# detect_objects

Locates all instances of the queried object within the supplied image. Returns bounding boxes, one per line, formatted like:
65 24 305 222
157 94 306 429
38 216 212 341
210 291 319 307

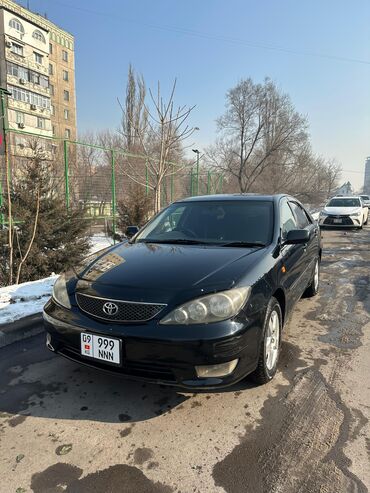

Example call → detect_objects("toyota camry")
43 194 321 389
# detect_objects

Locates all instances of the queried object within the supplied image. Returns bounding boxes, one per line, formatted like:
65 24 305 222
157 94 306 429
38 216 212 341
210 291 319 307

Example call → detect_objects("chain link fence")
1 128 224 236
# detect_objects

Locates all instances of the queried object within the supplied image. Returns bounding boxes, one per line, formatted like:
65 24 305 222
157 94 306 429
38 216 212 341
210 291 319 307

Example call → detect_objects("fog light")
195 359 239 378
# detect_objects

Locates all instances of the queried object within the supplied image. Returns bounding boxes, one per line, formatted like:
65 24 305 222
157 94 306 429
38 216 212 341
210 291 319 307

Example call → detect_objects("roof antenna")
27 0 30 8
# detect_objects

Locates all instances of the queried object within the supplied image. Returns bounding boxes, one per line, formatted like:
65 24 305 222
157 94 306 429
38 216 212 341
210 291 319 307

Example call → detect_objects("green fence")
0 127 224 235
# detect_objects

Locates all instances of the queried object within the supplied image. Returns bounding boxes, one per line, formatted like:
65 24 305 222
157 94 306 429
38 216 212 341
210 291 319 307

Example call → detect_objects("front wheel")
304 259 320 297
251 298 282 385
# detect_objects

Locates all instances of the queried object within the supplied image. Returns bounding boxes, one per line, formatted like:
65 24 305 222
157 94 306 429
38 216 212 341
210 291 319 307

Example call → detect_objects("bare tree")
209 78 308 193
119 79 196 213
119 64 148 152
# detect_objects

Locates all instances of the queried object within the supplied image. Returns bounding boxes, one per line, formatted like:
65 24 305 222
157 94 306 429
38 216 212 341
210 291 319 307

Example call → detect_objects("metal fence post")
63 140 70 211
207 171 211 195
111 149 117 241
190 169 193 196
170 164 174 202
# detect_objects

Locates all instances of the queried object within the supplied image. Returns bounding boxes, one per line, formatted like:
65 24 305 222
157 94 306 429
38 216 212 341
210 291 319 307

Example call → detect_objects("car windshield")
360 195 369 201
327 198 361 207
135 200 274 246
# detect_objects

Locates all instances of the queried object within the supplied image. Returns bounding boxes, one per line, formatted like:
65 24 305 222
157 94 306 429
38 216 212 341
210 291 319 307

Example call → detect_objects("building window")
65 128 71 139
49 42 53 54
8 84 50 109
49 84 54 96
15 111 24 124
64 109 69 120
62 50 68 62
62 70 69 81
52 125 56 135
49 63 53 75
63 90 69 102
32 30 46 43
34 52 43 64
11 43 24 56
37 117 45 129
9 18 24 34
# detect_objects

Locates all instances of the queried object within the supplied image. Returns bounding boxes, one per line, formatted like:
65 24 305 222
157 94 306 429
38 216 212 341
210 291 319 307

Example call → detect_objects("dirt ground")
0 228 369 493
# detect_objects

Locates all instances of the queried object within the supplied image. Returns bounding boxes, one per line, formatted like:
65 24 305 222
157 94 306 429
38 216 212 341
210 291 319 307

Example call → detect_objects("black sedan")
43 194 321 389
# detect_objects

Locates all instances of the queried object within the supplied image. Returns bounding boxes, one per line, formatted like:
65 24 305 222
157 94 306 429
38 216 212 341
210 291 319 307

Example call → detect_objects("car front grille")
58 345 176 381
323 215 354 225
76 293 166 323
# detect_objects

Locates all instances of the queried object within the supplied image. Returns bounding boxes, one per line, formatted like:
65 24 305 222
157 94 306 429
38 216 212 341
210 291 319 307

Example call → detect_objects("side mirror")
284 229 309 245
125 225 139 238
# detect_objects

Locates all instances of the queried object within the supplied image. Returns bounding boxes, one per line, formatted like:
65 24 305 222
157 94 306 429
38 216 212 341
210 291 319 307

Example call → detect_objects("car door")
289 201 318 290
278 198 308 308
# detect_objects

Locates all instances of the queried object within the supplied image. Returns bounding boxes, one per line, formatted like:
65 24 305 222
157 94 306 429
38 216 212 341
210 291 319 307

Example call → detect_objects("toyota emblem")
102 302 118 316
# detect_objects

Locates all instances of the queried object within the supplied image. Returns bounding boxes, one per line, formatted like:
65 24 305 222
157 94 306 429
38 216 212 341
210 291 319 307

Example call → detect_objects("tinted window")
289 202 310 229
327 198 361 207
136 201 274 245
280 200 297 237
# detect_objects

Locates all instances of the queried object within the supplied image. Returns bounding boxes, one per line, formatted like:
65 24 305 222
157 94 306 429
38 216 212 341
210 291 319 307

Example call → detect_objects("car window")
327 198 361 207
136 200 274 245
289 202 310 229
280 200 297 237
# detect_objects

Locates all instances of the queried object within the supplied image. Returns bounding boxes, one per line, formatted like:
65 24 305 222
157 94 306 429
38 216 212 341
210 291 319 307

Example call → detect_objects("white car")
319 196 368 229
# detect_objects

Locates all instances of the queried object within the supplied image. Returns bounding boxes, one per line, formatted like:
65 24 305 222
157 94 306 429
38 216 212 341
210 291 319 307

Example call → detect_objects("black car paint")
43 194 321 389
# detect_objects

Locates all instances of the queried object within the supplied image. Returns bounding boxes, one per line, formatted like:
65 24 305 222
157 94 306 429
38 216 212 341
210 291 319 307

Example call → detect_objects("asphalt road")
1 228 369 493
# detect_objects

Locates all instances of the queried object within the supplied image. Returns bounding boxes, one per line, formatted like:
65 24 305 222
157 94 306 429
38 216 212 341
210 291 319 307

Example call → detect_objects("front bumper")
319 215 362 227
43 299 263 390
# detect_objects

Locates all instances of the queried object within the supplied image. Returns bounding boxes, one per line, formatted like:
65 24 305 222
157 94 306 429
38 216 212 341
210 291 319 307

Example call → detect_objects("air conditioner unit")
30 104 37 110
18 122 25 129
5 41 12 48
19 78 26 85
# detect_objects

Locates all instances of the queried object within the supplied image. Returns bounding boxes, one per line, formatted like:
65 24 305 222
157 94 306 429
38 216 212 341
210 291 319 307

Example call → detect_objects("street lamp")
192 149 200 196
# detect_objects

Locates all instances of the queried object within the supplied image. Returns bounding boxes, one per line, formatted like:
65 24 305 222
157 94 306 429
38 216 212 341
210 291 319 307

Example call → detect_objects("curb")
0 313 44 349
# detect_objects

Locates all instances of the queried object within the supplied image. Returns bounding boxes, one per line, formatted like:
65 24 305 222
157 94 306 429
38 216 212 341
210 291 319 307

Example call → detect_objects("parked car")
360 194 370 209
44 194 322 389
319 196 368 228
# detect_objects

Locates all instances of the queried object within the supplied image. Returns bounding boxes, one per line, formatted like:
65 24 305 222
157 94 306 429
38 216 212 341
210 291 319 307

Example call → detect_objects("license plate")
81 332 121 365
333 218 342 224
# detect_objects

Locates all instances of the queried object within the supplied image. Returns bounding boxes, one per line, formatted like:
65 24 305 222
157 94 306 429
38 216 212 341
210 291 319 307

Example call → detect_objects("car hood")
74 242 264 303
324 206 361 215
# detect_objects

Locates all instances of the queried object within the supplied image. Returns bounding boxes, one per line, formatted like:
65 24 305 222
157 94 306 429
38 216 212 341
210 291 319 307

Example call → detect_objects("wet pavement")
0 228 369 493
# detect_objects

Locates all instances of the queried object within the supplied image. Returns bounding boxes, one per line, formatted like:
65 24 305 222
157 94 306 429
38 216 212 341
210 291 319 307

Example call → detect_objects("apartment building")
364 157 370 194
0 0 76 143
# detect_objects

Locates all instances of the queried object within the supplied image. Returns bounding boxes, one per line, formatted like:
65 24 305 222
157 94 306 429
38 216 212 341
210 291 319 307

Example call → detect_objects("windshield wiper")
137 239 212 245
220 241 266 248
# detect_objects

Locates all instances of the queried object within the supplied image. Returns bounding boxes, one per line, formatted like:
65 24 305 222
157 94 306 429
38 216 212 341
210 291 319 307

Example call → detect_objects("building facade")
363 157 370 194
0 0 76 142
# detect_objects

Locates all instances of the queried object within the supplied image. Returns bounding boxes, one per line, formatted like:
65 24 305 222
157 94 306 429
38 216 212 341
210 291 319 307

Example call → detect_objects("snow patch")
0 275 58 324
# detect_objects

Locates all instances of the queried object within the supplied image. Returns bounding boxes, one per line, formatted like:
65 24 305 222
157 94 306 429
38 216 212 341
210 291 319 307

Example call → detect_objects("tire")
251 297 282 385
304 258 320 297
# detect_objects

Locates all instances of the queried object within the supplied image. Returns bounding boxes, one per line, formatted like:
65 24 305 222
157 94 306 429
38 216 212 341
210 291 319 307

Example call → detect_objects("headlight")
320 211 329 217
350 211 361 217
52 273 71 309
160 287 251 325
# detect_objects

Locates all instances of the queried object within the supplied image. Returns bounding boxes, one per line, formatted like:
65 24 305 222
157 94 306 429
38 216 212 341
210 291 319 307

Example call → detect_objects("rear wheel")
251 298 282 385
304 259 320 297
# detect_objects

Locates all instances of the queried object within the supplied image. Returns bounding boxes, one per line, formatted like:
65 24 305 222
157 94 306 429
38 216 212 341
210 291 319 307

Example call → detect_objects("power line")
44 0 370 66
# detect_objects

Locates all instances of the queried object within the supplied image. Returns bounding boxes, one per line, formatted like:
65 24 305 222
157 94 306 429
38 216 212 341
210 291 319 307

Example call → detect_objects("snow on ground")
89 233 115 254
0 235 115 325
0 275 58 325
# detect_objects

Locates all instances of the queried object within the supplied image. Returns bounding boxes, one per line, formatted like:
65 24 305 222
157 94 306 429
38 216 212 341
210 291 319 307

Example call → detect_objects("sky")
18 0 370 190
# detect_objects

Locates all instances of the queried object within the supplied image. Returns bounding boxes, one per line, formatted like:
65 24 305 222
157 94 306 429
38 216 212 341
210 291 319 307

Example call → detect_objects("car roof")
329 195 361 199
176 193 287 203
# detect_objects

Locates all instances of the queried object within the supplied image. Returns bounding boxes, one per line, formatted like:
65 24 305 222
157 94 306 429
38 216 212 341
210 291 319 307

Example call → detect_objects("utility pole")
0 87 13 283
192 149 200 195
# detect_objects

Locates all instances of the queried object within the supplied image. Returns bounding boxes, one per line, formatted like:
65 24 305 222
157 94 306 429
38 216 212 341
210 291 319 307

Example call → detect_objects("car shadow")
0 333 256 424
